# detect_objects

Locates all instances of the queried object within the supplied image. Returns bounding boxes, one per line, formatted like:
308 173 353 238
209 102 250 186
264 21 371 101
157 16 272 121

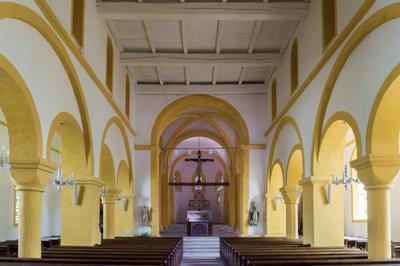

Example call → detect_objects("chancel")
1 0 400 265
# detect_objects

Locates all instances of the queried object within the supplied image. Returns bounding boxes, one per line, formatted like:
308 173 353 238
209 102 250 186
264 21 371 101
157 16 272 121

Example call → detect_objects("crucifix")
169 149 229 187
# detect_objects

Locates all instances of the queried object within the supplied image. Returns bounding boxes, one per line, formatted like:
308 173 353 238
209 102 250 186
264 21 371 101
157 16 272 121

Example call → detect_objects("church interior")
1 0 400 265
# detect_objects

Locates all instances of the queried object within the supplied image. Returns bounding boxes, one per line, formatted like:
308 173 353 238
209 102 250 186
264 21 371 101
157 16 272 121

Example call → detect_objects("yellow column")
150 146 160 236
10 159 56 258
299 176 343 247
265 193 286 236
61 177 104 246
102 189 120 239
351 155 400 259
18 189 43 258
115 194 135 236
280 186 301 239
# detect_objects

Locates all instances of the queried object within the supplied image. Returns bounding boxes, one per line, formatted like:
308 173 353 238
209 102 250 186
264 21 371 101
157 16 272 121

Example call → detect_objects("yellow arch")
0 2 93 169
0 54 42 160
366 64 400 155
285 144 304 187
101 117 133 186
267 116 305 182
312 2 400 172
313 111 362 175
99 143 116 188
46 112 90 175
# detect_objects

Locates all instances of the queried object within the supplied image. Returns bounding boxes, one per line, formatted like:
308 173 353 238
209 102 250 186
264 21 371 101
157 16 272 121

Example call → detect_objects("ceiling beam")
248 21 262 54
215 20 224 54
143 20 156 53
180 20 188 54
135 84 267 95
212 66 217 85
184 66 190 85
121 52 281 67
238 67 246 85
98 2 309 21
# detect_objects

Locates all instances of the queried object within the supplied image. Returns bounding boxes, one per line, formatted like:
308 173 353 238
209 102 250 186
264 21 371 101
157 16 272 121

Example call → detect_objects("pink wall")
173 158 225 224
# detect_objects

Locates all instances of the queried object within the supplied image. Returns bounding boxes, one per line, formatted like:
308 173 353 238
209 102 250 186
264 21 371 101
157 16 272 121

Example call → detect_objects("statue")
140 205 152 226
248 201 260 226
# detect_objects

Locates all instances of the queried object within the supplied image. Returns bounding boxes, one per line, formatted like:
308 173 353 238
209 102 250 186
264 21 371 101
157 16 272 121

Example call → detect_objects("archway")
0 55 50 258
308 112 362 247
266 161 286 236
99 143 117 239
115 160 134 236
350 65 400 259
46 112 92 246
283 146 304 239
151 95 249 236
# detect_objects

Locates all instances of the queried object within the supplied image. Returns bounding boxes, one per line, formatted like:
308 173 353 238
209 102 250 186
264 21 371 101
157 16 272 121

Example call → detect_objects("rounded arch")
46 112 90 176
0 2 93 168
151 95 249 146
116 160 130 193
99 143 116 188
285 144 304 187
314 112 362 176
366 64 400 156
267 116 305 181
165 129 232 165
312 3 400 172
0 54 42 161
269 159 284 187
101 117 133 186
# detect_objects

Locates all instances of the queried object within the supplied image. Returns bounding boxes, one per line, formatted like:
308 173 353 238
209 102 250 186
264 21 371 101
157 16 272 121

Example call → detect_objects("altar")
186 192 212 236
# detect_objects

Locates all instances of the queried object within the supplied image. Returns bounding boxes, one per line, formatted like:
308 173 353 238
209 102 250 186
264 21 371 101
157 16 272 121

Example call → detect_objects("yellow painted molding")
34 0 136 136
11 158 57 173
101 117 134 187
312 3 400 175
134 144 156 151
298 176 330 187
240 144 266 150
0 121 7 127
264 0 375 137
74 176 105 189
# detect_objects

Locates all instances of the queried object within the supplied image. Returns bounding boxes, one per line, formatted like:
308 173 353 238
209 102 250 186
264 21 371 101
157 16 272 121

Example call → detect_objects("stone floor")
181 236 223 266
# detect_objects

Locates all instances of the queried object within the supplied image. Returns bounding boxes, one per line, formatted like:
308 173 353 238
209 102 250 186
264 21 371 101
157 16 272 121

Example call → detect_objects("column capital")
102 188 121 204
74 176 105 189
280 186 301 204
298 176 330 187
351 155 400 186
10 158 57 192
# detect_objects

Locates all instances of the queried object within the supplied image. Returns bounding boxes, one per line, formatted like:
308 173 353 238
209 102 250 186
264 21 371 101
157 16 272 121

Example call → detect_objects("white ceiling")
97 0 309 94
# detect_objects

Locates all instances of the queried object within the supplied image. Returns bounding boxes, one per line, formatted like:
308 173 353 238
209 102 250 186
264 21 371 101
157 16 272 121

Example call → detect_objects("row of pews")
0 237 182 265
220 237 400 265
0 237 60 257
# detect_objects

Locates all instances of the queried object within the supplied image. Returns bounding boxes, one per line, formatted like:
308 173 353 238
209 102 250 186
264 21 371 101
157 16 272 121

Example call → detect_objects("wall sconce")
325 183 332 204
100 186 109 197
273 194 284 210
49 156 78 204
332 163 360 191
0 146 10 170
116 192 128 211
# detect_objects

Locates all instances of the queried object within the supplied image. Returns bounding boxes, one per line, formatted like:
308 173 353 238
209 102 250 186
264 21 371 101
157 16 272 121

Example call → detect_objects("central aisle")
181 237 223 266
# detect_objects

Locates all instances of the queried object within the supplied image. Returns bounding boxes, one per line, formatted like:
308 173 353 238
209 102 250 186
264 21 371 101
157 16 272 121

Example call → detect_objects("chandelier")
331 163 360 190
50 153 74 192
0 146 10 170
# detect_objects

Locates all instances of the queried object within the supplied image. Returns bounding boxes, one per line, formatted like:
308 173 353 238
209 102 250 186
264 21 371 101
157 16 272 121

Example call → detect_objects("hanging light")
331 163 360 190
0 146 10 170
50 152 74 192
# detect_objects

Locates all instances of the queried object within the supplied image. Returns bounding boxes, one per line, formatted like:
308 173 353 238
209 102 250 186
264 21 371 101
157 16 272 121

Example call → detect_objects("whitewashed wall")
265 0 400 241
0 0 135 240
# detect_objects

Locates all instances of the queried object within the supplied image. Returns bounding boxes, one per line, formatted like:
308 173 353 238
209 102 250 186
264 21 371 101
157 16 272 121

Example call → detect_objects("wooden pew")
221 237 400 266
0 237 182 266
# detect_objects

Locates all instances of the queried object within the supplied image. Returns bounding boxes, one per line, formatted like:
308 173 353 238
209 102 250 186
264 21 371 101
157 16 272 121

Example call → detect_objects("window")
14 187 20 226
322 0 337 49
71 0 85 48
271 79 277 120
290 39 299 94
352 181 367 222
106 36 114 92
125 74 131 118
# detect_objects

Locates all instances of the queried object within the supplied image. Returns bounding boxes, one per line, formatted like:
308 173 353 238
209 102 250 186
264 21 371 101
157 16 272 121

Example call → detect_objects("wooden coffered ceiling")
97 0 310 94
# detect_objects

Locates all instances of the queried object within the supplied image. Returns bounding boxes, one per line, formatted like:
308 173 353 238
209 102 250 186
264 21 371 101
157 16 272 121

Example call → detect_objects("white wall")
0 0 135 239
265 0 400 241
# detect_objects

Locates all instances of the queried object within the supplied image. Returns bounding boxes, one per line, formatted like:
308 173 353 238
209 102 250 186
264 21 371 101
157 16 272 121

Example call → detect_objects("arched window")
125 73 131 118
71 0 85 48
322 0 337 49
271 79 277 120
290 39 299 94
106 36 114 92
